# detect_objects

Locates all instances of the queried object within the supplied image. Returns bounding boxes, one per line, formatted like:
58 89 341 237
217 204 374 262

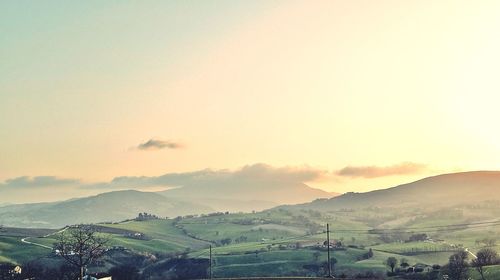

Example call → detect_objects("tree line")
385 248 499 280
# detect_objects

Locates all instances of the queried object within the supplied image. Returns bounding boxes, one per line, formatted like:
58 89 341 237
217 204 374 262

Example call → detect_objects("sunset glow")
2 0 500 197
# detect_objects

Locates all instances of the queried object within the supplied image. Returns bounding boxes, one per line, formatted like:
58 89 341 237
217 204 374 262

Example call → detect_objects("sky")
1 0 500 201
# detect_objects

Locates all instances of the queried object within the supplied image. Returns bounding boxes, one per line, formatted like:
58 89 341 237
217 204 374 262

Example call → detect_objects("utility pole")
327 223 332 278
209 245 213 279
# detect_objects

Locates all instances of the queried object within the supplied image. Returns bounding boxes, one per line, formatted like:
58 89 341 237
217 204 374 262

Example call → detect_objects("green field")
468 265 500 279
2 204 500 278
103 219 210 252
0 236 51 264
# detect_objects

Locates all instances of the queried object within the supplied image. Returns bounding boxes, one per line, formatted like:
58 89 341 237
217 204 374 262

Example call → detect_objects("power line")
194 220 500 254
326 223 332 278
176 219 500 235
332 220 500 232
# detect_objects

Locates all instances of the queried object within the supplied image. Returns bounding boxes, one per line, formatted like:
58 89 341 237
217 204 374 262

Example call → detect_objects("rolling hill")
288 171 500 211
0 190 213 228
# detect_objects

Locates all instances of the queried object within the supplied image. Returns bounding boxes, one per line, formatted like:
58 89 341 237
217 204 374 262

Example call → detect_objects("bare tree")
54 225 108 280
472 248 498 280
445 250 469 280
385 257 398 273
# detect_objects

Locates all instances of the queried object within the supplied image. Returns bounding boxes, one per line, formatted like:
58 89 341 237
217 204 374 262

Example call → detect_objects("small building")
0 263 22 279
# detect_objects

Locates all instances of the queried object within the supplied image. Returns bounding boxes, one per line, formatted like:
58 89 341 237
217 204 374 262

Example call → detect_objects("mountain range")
287 171 500 211
0 190 213 228
0 177 335 228
1 171 499 228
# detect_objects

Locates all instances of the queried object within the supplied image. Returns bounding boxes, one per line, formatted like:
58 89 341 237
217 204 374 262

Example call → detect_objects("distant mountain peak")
285 171 500 211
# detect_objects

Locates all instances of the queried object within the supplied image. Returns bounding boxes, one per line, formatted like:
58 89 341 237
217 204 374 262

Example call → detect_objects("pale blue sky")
2 1 500 196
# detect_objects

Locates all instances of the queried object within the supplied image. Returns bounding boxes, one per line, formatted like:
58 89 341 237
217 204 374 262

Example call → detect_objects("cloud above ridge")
2 176 80 188
337 162 427 178
86 163 327 190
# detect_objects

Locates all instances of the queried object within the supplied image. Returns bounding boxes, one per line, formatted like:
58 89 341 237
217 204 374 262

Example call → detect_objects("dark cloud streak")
2 176 80 188
137 139 183 150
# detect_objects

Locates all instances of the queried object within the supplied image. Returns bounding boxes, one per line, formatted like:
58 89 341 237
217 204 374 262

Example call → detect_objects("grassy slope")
99 220 211 252
468 265 500 280
0 236 51 264
2 202 500 278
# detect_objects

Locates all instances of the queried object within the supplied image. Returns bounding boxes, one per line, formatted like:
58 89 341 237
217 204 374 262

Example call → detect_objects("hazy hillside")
159 181 336 212
165 197 279 213
0 190 213 228
289 171 500 210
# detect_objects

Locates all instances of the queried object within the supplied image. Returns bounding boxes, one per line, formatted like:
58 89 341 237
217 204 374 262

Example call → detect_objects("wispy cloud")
82 163 332 204
0 164 331 204
0 176 87 204
137 139 183 150
337 162 427 178
2 176 80 188
84 163 327 190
